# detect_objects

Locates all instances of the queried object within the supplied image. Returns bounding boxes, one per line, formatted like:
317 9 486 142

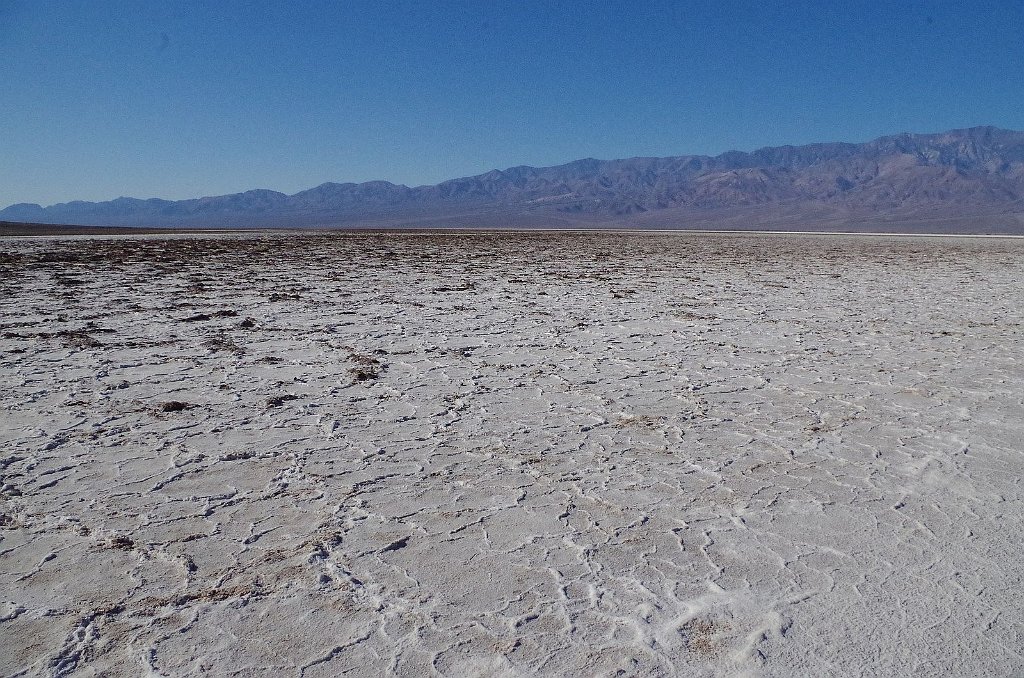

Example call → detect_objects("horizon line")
4 123 1019 211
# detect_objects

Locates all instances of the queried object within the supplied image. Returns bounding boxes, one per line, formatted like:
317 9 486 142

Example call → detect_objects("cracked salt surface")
0 230 1022 677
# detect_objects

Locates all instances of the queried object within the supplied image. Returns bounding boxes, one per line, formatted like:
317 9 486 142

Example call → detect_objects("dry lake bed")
1 230 1022 677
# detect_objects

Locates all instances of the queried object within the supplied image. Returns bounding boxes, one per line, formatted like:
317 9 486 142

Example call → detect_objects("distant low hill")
4 126 1024 233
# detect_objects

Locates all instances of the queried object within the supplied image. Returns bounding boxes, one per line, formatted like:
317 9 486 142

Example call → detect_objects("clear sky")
3 1 1024 207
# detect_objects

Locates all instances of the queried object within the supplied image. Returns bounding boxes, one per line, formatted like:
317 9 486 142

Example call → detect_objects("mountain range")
4 126 1024 233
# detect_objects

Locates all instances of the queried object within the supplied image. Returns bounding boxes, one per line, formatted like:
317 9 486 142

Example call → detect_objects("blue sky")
3 1 1024 207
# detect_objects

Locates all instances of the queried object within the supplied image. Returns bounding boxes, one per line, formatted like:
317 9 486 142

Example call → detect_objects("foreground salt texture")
1 231 1022 677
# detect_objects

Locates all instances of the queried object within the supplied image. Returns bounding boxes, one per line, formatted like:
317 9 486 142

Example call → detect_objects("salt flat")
1 231 1022 677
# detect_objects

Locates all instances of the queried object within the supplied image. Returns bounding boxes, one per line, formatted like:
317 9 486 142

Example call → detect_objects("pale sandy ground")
1 231 1022 677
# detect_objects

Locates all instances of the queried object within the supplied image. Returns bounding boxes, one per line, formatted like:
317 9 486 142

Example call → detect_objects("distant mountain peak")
4 126 1024 233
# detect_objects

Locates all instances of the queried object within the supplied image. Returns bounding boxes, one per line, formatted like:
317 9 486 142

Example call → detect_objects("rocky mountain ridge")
4 126 1023 232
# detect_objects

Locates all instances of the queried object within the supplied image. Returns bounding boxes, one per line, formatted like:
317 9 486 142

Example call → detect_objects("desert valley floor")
1 230 1022 677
